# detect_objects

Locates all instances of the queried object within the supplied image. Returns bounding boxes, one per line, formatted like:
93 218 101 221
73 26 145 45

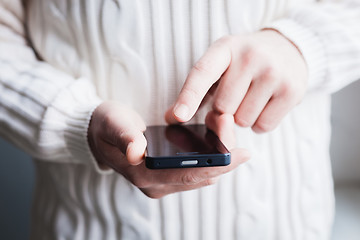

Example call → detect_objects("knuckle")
182 86 202 102
278 82 304 106
242 45 272 68
265 66 278 78
242 44 258 60
260 67 278 85
280 82 305 106
243 44 256 55
181 173 200 185
193 60 214 76
280 81 297 98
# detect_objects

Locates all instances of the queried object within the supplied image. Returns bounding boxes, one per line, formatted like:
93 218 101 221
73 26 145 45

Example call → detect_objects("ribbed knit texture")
1 0 360 239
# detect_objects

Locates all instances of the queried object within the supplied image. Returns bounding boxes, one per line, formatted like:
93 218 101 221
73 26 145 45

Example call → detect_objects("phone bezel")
144 124 231 169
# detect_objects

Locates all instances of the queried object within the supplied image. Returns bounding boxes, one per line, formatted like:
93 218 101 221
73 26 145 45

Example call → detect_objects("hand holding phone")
89 102 249 198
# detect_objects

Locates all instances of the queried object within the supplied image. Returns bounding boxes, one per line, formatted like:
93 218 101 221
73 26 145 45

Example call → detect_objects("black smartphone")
144 124 230 169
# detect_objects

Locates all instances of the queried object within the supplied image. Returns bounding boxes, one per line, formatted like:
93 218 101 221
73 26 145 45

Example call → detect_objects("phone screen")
145 124 230 169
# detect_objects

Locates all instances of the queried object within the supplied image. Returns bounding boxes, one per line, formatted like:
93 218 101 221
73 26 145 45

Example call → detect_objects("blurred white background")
0 80 359 239
330 80 360 240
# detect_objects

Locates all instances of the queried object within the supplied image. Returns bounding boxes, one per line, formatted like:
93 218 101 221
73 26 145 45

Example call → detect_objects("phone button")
181 160 198 166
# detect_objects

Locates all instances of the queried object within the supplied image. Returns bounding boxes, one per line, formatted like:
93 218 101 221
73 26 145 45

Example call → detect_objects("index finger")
166 38 232 123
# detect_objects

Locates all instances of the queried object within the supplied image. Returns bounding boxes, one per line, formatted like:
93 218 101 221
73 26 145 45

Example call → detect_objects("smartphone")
144 124 230 169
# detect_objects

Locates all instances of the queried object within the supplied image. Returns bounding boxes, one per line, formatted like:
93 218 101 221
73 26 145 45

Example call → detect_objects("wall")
330 80 360 183
0 138 34 240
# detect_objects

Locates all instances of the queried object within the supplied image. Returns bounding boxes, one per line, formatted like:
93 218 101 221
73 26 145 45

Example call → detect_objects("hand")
166 30 308 134
88 101 250 198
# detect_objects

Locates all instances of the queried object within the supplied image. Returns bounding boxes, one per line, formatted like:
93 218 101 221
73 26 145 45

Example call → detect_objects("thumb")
115 130 147 166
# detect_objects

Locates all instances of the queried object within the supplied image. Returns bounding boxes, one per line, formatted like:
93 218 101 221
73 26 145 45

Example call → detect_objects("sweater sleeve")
0 1 111 174
266 0 360 93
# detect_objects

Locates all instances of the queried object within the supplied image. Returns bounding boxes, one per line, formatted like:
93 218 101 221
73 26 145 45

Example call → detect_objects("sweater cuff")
64 101 114 175
264 18 327 92
51 77 114 175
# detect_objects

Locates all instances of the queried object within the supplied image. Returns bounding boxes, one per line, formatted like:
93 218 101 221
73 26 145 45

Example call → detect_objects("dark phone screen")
145 124 229 157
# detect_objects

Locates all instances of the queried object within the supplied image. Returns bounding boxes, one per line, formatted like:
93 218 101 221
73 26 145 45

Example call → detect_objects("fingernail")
174 104 189 121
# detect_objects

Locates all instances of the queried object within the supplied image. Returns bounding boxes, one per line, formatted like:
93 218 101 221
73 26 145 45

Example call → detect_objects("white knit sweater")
1 0 360 239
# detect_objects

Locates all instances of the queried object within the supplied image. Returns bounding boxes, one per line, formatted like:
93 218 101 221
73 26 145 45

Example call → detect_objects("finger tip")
173 103 192 122
252 126 264 134
165 109 188 125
